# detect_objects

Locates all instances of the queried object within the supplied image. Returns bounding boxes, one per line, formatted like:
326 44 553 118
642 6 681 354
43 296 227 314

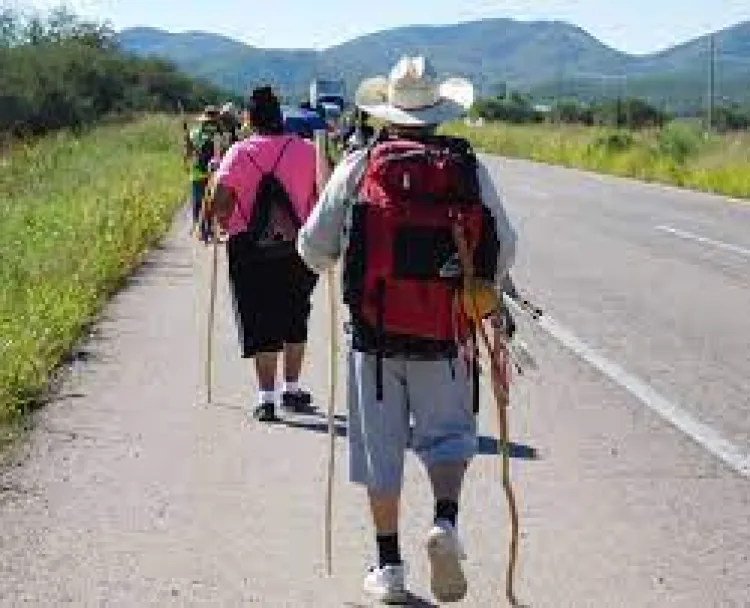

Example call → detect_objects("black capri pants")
226 237 318 358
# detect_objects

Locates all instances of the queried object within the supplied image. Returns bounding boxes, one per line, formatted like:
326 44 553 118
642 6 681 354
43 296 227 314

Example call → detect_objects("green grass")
0 115 186 441
442 121 750 200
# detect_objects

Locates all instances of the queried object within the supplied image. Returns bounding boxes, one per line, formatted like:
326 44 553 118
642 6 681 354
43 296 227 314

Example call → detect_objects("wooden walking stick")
206 229 218 404
315 129 337 576
203 132 222 404
324 265 337 575
453 223 521 606
205 177 219 405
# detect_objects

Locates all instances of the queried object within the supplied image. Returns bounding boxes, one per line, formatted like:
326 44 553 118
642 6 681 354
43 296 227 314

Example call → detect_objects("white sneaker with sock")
363 563 408 604
427 520 467 603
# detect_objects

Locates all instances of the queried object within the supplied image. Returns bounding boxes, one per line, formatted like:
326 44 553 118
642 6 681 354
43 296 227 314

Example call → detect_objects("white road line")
656 225 750 259
535 313 750 479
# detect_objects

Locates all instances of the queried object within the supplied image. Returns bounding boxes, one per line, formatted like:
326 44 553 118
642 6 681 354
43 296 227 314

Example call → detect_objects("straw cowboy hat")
355 56 475 126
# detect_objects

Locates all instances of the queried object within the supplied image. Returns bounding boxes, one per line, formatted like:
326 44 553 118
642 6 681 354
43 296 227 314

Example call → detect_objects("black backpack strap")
240 136 293 180
375 278 386 403
351 137 383 199
271 137 301 227
239 137 297 230
244 136 294 178
243 138 301 242
432 133 475 156
469 324 481 415
270 137 295 174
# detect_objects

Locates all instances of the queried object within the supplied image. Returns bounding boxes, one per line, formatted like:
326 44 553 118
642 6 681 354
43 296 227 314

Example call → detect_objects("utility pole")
707 33 716 134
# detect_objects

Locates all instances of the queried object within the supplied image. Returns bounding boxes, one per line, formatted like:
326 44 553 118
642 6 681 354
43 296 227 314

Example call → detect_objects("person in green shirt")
186 106 221 243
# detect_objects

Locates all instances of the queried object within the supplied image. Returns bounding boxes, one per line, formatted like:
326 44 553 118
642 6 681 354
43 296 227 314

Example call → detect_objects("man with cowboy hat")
298 56 517 604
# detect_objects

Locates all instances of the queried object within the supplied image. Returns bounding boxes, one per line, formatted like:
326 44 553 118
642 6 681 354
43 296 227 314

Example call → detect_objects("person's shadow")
280 412 538 460
344 593 438 607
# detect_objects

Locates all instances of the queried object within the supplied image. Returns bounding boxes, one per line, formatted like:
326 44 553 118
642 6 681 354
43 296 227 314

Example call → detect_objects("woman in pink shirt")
209 86 322 423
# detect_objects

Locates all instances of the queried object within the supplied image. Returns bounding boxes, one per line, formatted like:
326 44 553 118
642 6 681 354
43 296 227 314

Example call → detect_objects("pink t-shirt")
215 134 317 237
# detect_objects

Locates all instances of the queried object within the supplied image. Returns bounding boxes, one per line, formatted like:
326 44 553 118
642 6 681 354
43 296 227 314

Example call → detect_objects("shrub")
657 121 703 164
593 130 635 153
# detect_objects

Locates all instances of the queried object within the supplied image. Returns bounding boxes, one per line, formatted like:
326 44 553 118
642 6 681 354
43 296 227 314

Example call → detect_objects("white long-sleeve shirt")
297 147 517 295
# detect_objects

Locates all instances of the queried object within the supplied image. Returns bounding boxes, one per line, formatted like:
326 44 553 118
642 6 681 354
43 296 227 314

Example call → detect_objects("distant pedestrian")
186 105 221 243
218 101 241 151
343 108 376 153
207 86 327 422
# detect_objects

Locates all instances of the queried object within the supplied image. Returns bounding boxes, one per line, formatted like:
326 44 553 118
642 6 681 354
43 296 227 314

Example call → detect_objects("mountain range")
116 18 750 112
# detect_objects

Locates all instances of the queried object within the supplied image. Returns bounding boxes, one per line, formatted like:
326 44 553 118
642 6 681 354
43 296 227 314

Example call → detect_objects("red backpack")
343 135 498 350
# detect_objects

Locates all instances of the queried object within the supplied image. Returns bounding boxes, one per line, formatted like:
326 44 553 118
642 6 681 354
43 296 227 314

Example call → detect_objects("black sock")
376 533 402 567
435 499 459 527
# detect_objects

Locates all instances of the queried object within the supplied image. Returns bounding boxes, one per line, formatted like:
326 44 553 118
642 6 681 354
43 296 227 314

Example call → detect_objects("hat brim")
355 76 474 126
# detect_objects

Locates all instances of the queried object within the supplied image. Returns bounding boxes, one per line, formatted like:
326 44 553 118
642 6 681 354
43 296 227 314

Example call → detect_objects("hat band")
389 83 441 112
392 98 444 112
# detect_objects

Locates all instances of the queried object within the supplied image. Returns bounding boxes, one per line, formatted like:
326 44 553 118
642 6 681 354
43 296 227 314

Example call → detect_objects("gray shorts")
347 351 477 494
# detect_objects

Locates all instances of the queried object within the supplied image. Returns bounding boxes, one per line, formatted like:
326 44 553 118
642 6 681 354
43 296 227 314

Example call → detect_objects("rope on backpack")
475 316 520 607
452 221 521 606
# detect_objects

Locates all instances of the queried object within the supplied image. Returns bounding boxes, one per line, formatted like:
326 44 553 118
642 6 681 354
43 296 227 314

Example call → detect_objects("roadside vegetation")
0 7 220 442
0 115 186 441
0 6 231 139
444 94 750 200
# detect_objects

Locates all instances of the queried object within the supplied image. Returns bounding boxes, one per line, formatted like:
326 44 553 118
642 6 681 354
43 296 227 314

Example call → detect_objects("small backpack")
239 138 301 258
191 122 220 170
343 135 499 349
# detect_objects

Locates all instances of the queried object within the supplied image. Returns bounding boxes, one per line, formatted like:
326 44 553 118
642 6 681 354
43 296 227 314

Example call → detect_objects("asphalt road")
0 158 748 607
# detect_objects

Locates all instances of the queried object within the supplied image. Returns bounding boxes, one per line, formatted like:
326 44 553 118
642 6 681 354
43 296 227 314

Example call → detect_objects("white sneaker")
363 563 408 604
427 520 468 603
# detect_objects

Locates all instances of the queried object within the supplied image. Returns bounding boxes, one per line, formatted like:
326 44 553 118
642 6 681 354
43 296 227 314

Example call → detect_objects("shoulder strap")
272 137 295 172
353 138 383 197
245 136 295 178
434 134 476 160
242 137 300 239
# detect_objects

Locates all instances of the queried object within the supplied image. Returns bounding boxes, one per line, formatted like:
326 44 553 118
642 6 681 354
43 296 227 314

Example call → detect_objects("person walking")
297 56 518 604
186 105 221 243
343 108 376 153
218 101 241 151
206 86 325 422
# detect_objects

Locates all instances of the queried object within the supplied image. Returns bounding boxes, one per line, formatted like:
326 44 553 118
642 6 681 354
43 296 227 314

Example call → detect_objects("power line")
707 33 716 133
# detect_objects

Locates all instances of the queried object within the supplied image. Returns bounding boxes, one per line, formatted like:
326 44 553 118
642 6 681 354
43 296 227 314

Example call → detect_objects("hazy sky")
12 0 750 55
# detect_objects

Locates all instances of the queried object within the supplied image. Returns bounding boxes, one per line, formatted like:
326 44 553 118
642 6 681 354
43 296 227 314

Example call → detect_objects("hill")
116 19 750 110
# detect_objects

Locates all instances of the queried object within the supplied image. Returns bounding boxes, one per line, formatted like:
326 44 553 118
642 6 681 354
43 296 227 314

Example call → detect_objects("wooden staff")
204 132 222 404
205 177 219 405
315 129 336 576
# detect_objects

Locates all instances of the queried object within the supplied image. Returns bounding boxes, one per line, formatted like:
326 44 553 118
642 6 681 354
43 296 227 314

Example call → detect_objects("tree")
470 92 544 124
0 9 230 136
590 98 668 129
551 100 593 125
713 104 750 132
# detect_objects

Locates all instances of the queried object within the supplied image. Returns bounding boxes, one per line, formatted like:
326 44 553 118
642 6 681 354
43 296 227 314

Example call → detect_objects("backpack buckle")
439 254 462 279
